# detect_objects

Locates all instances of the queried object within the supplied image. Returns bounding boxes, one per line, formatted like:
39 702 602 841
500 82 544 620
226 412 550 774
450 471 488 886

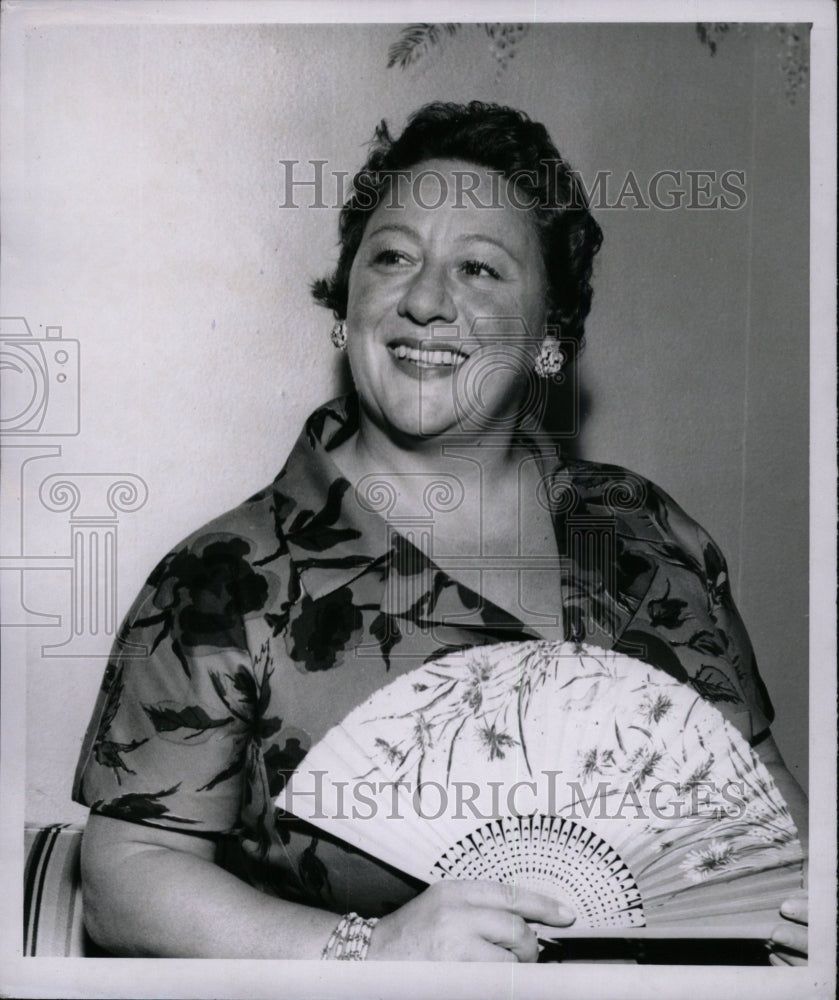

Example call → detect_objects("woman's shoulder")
557 455 656 498
555 456 718 559
558 455 684 513
116 475 295 648
155 478 287 575
126 396 357 630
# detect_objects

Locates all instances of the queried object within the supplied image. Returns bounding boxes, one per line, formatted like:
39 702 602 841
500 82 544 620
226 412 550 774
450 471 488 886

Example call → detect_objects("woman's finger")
473 910 540 963
781 953 808 966
455 880 576 927
470 939 519 963
769 923 808 954
779 893 808 925
768 948 808 967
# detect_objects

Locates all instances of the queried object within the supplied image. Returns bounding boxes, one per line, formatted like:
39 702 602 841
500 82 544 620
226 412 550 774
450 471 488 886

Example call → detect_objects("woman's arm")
81 814 575 960
81 814 341 958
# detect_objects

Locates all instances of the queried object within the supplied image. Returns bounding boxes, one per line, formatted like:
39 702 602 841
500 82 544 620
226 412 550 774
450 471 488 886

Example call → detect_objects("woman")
74 101 807 963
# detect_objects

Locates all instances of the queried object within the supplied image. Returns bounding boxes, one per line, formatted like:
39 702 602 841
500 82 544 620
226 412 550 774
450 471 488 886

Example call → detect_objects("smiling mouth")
388 343 469 368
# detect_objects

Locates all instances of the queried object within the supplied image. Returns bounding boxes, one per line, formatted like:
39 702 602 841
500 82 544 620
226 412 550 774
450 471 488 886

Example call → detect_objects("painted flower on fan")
580 747 599 780
477 721 518 761
461 657 493 712
639 691 673 725
579 746 616 781
624 746 663 785
679 839 738 883
678 753 716 792
374 737 406 767
740 803 798 845
412 713 434 751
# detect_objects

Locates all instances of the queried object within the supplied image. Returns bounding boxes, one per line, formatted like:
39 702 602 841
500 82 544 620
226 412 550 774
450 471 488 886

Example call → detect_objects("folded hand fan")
276 640 803 937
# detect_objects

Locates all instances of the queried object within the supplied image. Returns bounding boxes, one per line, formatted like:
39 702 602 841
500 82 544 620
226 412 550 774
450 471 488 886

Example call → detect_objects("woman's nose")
396 262 457 325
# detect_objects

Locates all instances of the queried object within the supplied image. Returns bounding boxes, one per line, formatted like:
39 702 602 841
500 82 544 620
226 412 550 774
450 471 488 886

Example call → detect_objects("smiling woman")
72 101 807 963
342 159 549 442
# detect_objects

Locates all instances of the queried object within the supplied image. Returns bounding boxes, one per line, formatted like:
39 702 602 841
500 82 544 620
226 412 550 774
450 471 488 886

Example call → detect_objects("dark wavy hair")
312 100 603 349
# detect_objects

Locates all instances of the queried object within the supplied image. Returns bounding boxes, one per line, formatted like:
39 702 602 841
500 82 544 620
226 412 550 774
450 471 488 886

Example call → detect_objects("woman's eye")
372 248 410 266
460 259 501 279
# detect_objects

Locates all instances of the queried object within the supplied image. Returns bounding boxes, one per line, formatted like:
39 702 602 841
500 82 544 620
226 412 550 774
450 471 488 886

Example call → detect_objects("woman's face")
345 158 550 443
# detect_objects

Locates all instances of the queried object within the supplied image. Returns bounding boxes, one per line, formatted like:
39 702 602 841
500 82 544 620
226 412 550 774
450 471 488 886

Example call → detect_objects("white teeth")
391 344 467 367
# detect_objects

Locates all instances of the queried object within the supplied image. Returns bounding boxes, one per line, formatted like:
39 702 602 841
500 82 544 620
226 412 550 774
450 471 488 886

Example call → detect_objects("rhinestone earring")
330 319 347 351
534 338 565 378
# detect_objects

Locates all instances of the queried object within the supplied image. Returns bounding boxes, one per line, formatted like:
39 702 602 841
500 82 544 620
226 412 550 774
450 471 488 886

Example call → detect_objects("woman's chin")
361 389 459 443
358 377 527 445
386 414 461 444
370 399 526 445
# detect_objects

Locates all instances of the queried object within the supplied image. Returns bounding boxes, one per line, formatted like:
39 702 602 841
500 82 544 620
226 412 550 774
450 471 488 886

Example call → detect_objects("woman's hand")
366 880 575 962
768 891 808 966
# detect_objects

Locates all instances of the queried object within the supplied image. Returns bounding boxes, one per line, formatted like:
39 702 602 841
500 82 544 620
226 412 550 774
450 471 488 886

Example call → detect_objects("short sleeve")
610 476 775 744
685 514 775 736
73 508 289 833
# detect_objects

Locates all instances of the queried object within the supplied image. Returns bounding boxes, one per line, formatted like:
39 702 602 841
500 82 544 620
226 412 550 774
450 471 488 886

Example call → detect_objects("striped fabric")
23 824 85 957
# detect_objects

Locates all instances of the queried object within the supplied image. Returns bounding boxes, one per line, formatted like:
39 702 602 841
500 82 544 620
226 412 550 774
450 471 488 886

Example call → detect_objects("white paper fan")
276 640 803 937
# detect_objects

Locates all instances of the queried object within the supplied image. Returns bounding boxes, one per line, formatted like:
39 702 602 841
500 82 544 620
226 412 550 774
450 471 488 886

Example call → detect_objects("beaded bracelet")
321 912 379 960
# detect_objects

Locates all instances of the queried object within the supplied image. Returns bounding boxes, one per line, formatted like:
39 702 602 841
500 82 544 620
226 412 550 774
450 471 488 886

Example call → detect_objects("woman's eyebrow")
364 224 522 266
455 233 521 264
364 223 420 242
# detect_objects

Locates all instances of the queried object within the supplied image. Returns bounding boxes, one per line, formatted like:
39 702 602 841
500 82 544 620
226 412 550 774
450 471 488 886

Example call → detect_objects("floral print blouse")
73 394 774 917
